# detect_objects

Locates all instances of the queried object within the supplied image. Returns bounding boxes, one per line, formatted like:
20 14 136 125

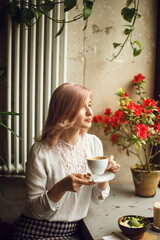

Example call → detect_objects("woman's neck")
60 128 81 145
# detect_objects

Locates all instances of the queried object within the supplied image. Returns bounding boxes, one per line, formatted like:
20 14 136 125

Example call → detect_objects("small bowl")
118 215 150 240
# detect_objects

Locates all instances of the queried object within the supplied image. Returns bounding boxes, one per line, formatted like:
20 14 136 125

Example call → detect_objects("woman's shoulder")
27 141 54 168
85 133 102 145
29 140 50 157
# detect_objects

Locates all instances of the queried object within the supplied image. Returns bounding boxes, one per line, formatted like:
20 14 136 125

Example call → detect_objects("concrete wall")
0 0 158 223
67 0 157 184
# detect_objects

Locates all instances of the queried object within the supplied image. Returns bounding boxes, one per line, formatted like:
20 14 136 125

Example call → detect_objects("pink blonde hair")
37 83 91 147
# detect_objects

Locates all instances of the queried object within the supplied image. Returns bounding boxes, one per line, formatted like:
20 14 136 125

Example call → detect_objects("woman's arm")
48 174 95 202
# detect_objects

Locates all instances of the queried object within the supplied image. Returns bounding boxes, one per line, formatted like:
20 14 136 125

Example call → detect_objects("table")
84 184 160 240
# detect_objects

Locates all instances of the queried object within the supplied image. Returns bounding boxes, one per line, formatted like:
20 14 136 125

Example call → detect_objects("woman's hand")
61 174 95 192
48 174 94 203
106 155 120 173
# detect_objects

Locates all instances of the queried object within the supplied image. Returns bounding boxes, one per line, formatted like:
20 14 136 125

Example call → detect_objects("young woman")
12 83 120 240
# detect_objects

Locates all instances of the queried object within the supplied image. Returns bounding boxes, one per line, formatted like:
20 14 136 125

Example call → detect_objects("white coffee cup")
87 156 108 175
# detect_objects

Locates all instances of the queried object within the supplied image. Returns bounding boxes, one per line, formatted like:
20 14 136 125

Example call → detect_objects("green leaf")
83 0 93 20
121 7 135 22
55 20 65 37
124 28 132 35
123 25 135 30
64 0 77 12
22 8 34 26
83 7 92 20
126 0 133 7
0 111 20 116
31 7 41 21
133 48 141 57
113 42 121 48
0 122 22 140
134 142 139 149
40 1 55 14
136 13 141 18
116 88 126 96
83 19 88 31
133 40 141 49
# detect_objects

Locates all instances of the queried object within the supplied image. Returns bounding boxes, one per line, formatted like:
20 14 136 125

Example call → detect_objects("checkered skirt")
11 214 82 240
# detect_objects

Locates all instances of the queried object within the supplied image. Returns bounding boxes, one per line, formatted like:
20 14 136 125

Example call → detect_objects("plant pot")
130 165 160 197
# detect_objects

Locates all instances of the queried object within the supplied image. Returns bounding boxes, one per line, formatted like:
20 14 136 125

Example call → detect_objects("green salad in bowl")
118 215 150 239
120 216 148 228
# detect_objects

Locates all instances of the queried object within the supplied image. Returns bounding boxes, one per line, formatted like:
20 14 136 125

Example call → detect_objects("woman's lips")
86 118 92 122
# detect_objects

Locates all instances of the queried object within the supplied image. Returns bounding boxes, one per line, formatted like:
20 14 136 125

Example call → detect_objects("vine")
107 0 142 61
7 0 94 36
5 0 142 60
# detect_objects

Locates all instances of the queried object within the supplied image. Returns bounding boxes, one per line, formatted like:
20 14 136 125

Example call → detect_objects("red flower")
157 107 160 112
92 115 103 123
135 124 149 140
122 91 128 97
151 99 158 107
111 115 119 128
121 91 129 99
127 101 142 117
132 73 145 84
156 107 160 119
142 98 157 107
103 115 110 125
115 110 125 122
154 123 160 134
110 134 117 144
104 108 111 116
92 74 160 171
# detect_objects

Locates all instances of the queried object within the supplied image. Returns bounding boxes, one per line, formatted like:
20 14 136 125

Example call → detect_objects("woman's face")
74 94 93 130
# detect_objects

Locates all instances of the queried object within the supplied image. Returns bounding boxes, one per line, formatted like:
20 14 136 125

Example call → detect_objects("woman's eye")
82 102 92 109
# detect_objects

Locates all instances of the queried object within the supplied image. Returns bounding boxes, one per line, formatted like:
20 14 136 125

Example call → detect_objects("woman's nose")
86 107 93 116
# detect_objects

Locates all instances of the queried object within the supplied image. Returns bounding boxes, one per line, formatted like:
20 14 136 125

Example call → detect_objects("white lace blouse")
23 133 110 222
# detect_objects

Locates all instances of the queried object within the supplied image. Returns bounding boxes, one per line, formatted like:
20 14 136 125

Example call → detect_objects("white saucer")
92 172 115 183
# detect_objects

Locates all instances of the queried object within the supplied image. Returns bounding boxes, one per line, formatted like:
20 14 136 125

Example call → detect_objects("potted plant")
93 74 160 197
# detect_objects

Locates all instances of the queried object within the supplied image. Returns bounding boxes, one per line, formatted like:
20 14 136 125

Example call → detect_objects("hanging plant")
5 0 142 60
107 0 142 61
6 0 94 36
